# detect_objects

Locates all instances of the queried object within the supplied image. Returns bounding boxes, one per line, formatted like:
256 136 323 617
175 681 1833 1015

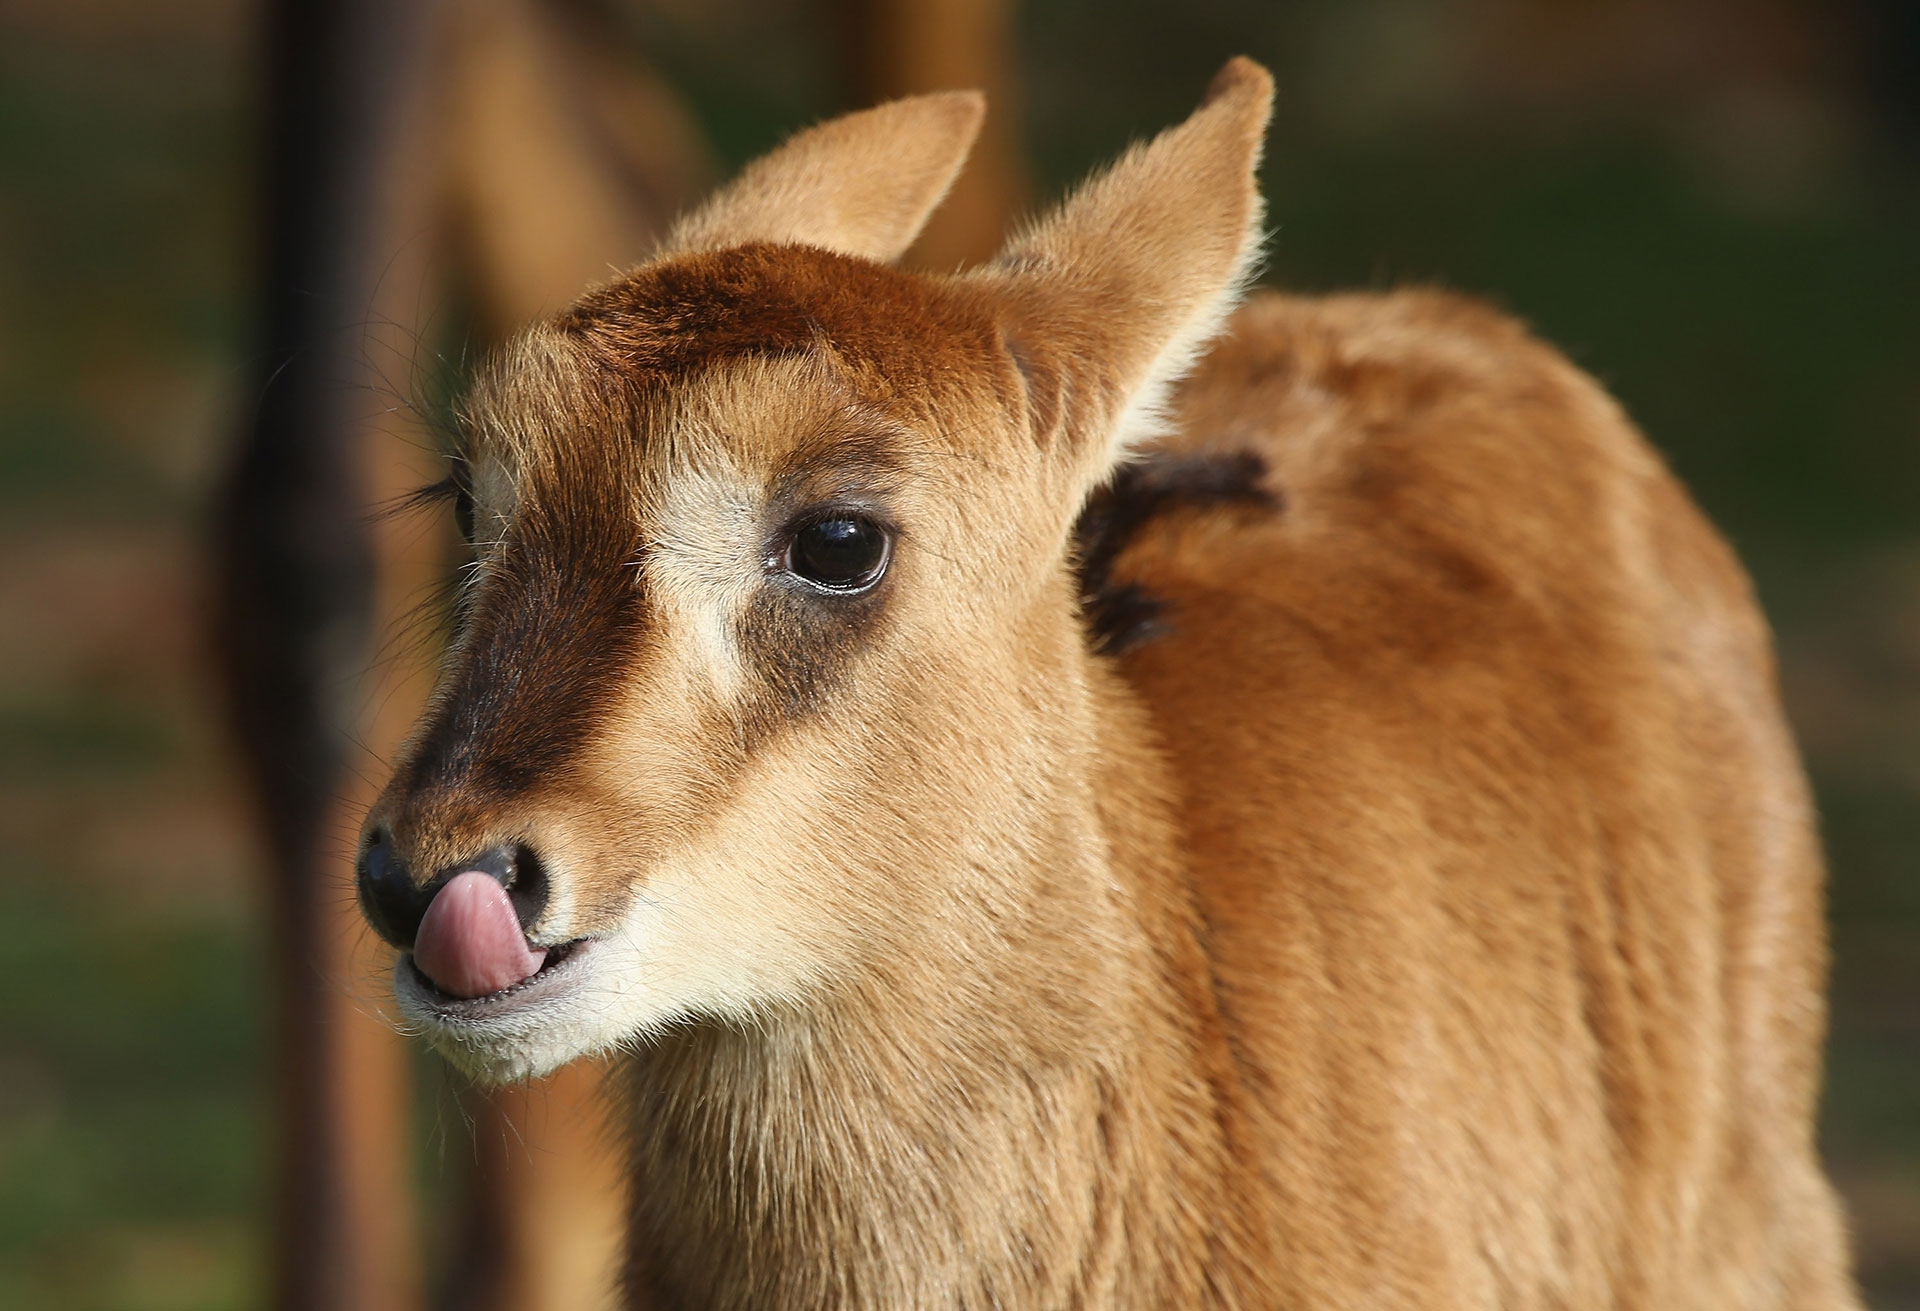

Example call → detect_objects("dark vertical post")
836 0 1027 267
213 2 438 1308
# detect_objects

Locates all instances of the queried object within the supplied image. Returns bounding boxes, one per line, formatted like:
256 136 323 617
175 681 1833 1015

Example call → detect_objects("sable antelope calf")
357 59 1861 1309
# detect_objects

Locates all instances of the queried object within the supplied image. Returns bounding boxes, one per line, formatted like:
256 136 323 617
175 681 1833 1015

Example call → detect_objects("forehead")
565 242 999 385
464 243 1010 488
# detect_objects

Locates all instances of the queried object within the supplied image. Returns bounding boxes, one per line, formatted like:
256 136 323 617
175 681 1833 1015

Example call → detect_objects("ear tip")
923 87 988 113
817 89 986 153
1204 56 1275 110
900 88 988 139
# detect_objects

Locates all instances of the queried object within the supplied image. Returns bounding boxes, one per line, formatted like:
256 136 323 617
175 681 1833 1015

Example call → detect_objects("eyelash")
408 458 476 541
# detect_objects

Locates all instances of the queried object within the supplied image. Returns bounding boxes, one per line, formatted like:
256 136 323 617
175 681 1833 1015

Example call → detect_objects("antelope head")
357 60 1272 1083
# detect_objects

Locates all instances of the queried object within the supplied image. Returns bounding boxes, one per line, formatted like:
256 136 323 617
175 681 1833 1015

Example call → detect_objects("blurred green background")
1 0 1915 1307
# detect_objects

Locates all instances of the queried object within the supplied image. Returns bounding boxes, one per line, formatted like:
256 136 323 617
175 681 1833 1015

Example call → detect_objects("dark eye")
453 486 476 543
448 456 476 543
786 515 891 592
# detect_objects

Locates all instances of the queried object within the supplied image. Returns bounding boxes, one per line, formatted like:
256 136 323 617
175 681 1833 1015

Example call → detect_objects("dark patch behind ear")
1072 450 1279 656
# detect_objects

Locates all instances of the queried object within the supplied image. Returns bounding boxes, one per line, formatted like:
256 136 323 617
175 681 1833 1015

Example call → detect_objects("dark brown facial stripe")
395 478 647 814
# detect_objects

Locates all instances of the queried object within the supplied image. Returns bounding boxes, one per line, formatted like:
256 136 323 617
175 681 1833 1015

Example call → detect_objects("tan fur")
660 89 984 262
361 59 1860 1309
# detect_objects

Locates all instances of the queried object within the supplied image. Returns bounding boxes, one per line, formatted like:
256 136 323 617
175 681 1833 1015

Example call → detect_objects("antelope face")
358 249 1072 1081
356 65 1271 1082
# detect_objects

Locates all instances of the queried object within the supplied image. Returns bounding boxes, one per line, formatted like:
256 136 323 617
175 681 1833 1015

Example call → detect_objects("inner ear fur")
659 91 986 264
986 58 1273 480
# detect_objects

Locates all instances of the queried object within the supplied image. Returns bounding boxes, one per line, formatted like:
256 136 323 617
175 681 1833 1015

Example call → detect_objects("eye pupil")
790 516 889 590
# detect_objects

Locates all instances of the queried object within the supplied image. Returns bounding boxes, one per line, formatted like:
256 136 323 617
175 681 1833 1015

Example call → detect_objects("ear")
988 58 1272 479
659 91 985 263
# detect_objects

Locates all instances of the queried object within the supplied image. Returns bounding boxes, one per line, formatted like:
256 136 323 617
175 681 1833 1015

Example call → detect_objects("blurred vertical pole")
213 1 442 1308
837 0 1027 267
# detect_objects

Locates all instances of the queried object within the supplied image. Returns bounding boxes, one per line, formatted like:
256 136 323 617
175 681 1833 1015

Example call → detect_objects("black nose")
356 833 550 949
356 828 428 948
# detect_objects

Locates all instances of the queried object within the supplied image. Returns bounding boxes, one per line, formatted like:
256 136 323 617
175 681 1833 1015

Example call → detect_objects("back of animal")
1114 288 1856 1305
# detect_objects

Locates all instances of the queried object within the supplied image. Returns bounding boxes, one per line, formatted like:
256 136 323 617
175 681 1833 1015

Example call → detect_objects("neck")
618 662 1245 1311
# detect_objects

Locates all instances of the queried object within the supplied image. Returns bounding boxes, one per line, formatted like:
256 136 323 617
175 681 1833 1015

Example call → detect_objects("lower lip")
400 936 594 1021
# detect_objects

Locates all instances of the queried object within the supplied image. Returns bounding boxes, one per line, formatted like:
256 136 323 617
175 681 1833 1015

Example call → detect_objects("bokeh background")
1 0 1916 1307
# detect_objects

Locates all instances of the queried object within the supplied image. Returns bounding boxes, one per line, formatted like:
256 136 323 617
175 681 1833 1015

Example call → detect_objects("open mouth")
399 936 595 1022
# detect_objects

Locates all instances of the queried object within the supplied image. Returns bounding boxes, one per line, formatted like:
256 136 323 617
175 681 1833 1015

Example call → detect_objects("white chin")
387 882 818 1082
391 937 640 1083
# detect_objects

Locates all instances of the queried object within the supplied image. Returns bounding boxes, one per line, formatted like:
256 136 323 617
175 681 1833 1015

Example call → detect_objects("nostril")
455 844 551 935
504 843 549 935
357 826 432 949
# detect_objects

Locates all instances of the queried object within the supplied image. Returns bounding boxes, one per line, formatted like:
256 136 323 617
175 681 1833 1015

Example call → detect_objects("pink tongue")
412 871 547 999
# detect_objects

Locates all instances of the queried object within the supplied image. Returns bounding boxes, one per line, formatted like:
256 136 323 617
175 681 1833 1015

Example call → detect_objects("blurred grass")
0 1 1915 1308
0 884 262 1311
